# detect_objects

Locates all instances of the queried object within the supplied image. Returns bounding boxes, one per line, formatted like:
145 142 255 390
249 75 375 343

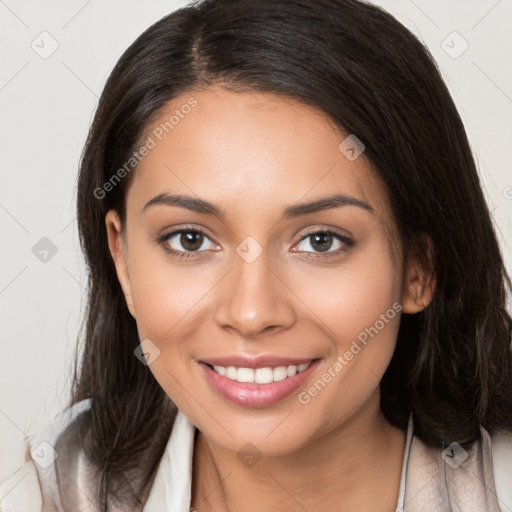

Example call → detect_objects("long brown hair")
71 0 512 509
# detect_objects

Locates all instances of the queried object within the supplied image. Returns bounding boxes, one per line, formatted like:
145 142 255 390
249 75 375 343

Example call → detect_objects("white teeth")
254 367 274 384
211 360 313 383
213 365 226 376
273 366 288 382
287 365 297 377
225 366 237 380
297 363 310 372
236 367 254 383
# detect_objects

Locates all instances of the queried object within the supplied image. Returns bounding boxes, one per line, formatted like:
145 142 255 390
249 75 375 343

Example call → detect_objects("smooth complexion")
106 87 434 512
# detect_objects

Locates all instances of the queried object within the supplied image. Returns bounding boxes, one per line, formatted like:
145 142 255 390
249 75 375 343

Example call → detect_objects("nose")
213 248 297 338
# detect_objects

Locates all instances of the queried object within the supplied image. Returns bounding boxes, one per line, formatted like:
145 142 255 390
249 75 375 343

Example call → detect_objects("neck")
191 391 407 512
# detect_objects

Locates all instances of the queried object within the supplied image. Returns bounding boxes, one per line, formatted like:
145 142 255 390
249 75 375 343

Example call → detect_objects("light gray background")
1 0 511 482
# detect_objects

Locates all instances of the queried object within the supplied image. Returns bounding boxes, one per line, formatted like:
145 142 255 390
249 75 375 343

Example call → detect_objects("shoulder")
490 428 512 512
0 459 42 511
0 399 93 512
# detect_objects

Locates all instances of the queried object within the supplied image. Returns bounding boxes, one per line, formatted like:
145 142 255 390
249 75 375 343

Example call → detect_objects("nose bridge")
213 242 296 337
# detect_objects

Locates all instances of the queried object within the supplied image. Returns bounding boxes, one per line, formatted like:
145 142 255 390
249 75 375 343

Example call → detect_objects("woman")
2 0 511 510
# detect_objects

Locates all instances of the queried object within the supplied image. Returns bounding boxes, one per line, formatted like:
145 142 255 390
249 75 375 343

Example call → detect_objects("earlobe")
105 210 136 319
401 244 436 314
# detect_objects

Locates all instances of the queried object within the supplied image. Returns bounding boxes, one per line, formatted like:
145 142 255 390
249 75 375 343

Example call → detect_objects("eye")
292 229 354 259
157 227 218 259
156 226 354 261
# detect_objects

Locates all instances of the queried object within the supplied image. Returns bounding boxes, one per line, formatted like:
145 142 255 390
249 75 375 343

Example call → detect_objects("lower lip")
199 360 320 408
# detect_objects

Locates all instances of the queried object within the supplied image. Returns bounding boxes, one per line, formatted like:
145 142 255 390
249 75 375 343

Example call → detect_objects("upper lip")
200 355 317 369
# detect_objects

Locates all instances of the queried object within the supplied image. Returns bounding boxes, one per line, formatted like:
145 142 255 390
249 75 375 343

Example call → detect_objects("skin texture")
106 87 434 511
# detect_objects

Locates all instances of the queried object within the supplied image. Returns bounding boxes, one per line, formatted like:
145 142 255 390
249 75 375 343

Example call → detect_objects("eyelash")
156 226 355 261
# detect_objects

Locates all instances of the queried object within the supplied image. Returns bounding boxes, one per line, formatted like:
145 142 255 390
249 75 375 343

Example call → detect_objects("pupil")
311 233 332 252
181 232 203 251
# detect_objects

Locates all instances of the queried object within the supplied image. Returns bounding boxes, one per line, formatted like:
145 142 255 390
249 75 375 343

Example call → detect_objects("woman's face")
106 87 427 457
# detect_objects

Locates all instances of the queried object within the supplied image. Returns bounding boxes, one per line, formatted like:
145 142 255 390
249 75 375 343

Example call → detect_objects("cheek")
291 241 402 425
291 238 401 350
292 244 401 429
126 231 215 341
125 239 216 404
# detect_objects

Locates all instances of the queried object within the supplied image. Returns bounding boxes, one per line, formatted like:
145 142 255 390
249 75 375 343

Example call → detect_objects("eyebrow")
141 192 374 220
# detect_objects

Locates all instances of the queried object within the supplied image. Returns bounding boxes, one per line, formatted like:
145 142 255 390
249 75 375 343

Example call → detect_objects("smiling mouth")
205 361 314 384
199 358 321 407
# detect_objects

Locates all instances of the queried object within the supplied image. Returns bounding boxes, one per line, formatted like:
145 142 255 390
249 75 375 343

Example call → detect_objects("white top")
1 399 511 511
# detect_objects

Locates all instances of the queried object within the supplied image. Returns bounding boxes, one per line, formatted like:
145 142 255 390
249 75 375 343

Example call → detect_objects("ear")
105 209 136 318
401 236 436 314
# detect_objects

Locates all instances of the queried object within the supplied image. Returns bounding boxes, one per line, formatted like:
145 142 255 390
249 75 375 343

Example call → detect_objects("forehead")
126 87 390 224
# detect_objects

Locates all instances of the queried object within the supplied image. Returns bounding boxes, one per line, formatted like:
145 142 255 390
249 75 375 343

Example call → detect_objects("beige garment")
403 424 512 511
1 400 511 511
